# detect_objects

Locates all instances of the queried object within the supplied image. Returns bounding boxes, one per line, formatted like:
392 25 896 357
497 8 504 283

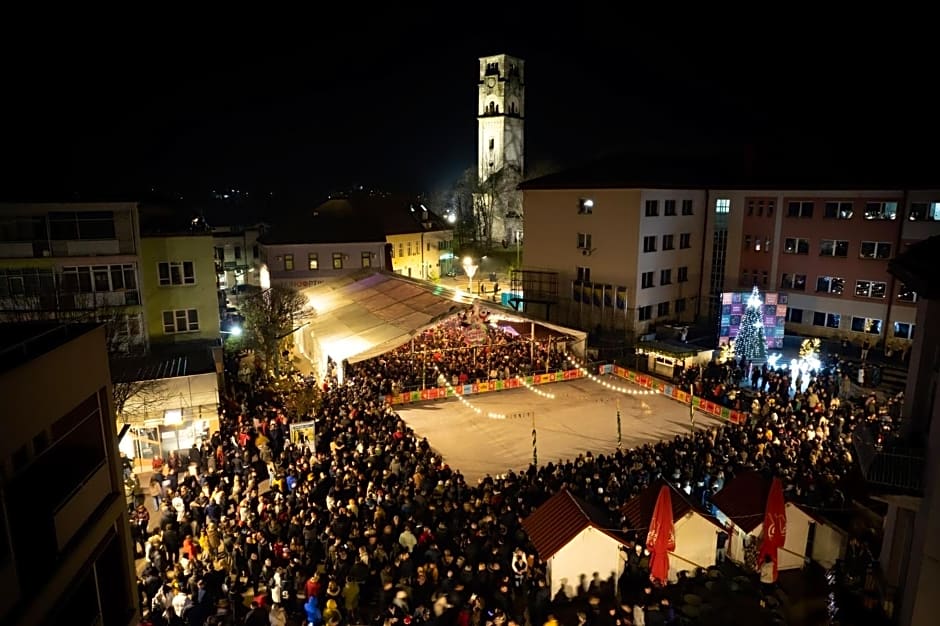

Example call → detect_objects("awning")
636 340 702 359
300 270 587 364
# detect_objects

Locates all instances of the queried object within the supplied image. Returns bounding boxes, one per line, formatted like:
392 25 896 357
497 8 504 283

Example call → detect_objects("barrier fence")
384 363 749 426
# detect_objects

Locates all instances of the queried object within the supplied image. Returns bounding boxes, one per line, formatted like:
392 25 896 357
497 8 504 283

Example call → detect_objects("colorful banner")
384 368 584 406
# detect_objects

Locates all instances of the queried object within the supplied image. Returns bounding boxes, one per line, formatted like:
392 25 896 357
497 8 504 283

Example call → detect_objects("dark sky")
2 10 936 212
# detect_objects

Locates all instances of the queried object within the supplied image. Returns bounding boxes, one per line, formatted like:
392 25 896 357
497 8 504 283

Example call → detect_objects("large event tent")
292 270 587 381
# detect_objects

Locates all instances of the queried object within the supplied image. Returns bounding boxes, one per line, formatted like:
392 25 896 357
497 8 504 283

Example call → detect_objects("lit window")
898 284 917 303
894 322 915 339
784 238 810 254
864 201 898 220
308 253 319 270
823 202 854 219
816 276 845 294
855 280 887 298
851 316 882 334
332 253 343 269
715 199 730 214
283 254 294 271
908 202 940 221
859 241 892 259
578 198 594 214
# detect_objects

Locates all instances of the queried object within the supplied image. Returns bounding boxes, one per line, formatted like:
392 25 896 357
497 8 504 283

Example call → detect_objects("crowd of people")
133 336 900 626
345 312 567 395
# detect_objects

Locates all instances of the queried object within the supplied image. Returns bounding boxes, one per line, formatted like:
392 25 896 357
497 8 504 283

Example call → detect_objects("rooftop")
518 149 940 192
259 192 450 246
521 487 628 560
620 479 723 531
0 322 101 375
109 342 217 383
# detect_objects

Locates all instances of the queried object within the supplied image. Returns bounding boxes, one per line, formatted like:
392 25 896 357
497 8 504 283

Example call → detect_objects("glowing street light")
462 256 478 293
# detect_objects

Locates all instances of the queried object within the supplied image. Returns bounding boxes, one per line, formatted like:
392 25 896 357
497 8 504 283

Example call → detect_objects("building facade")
702 191 940 350
261 241 389 290
520 187 705 336
139 233 221 346
211 223 266 291
0 202 147 352
0 322 138 625
519 164 939 347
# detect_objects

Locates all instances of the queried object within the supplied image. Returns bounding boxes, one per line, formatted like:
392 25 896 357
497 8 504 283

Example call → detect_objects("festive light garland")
433 365 506 419
519 376 556 399
563 352 659 396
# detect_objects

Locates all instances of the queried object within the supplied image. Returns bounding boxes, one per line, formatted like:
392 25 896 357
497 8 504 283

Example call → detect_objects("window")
824 201 854 219
859 241 892 259
762 270 768 285
578 198 594 214
746 198 775 217
816 276 845 294
852 316 883 334
157 261 195 286
283 254 294 271
787 201 814 218
894 322 915 339
308 253 319 270
855 279 887 298
234 246 242 260
763 238 771 252
577 233 593 249
660 269 672 285
664 200 677 216
898 284 917 303
864 201 898 220
214 246 224 261
677 266 688 282
162 309 199 334
820 239 849 257
641 271 654 289
784 237 810 254
361 252 372 268
674 298 686 313
576 266 591 282
407 242 412 256
489 138 495 150
657 301 670 316
754 237 764 252
909 202 940 221
812 311 841 328
715 198 730 214
679 233 691 249
638 305 653 321
332 253 343 269
781 273 807 291
786 308 804 323
398 243 403 258
48 211 116 240
643 236 657 252
744 235 751 250
662 234 674 250
645 200 659 216
681 199 694 215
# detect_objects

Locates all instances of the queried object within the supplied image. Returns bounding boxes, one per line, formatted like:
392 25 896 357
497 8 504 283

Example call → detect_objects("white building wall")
669 513 719 580
811 521 847 569
547 526 624 599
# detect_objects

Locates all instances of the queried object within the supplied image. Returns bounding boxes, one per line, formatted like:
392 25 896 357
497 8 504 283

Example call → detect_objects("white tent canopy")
295 270 587 378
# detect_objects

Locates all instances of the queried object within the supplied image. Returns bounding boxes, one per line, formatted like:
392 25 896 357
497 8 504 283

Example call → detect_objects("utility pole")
532 411 538 467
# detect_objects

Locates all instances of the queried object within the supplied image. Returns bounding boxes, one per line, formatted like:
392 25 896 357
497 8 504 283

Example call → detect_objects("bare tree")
448 165 523 251
241 285 308 373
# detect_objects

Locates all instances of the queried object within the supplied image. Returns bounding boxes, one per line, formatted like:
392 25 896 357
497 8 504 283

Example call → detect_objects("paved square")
397 376 724 483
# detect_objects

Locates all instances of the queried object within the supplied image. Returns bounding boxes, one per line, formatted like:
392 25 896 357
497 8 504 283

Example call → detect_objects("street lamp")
462 256 478 294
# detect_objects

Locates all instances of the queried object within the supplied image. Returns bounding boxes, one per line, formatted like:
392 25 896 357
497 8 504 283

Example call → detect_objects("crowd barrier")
383 368 584 406
603 364 749 425
383 363 749 426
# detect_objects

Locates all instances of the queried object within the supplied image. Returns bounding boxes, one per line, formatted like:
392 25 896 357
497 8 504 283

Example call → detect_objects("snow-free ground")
397 376 724 484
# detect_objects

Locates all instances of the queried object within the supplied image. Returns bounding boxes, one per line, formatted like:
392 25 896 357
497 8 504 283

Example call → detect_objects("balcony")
854 425 926 494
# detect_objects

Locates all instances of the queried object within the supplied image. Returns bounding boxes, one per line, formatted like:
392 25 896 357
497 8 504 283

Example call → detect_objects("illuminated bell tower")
478 54 525 182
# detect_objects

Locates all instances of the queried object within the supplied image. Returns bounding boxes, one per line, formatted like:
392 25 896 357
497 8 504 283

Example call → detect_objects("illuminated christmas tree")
734 286 768 363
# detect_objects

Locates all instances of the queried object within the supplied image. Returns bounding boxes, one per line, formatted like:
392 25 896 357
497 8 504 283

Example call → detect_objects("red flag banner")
646 485 676 586
757 478 787 581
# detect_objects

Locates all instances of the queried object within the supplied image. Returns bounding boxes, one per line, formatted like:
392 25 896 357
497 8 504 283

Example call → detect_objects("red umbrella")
646 485 676 585
757 477 787 580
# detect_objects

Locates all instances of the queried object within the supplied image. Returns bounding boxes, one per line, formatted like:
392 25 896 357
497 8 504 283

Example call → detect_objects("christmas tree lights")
734 286 768 363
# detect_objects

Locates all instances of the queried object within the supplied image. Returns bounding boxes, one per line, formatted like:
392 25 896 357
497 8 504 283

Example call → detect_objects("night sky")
2 11 936 215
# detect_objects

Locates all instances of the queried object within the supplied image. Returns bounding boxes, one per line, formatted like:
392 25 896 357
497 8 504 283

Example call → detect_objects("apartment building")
519 165 707 336
0 202 223 457
0 322 138 625
519 155 939 347
211 222 266 291
703 190 940 348
0 202 146 352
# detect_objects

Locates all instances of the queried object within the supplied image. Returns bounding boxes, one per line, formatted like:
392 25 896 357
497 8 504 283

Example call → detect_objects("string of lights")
519 376 556 399
563 352 659 396
433 365 506 419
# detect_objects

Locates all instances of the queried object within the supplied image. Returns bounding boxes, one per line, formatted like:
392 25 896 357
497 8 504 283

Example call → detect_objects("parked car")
230 284 261 296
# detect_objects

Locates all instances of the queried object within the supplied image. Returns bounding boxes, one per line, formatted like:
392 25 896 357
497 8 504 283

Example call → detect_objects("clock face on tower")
486 77 496 90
